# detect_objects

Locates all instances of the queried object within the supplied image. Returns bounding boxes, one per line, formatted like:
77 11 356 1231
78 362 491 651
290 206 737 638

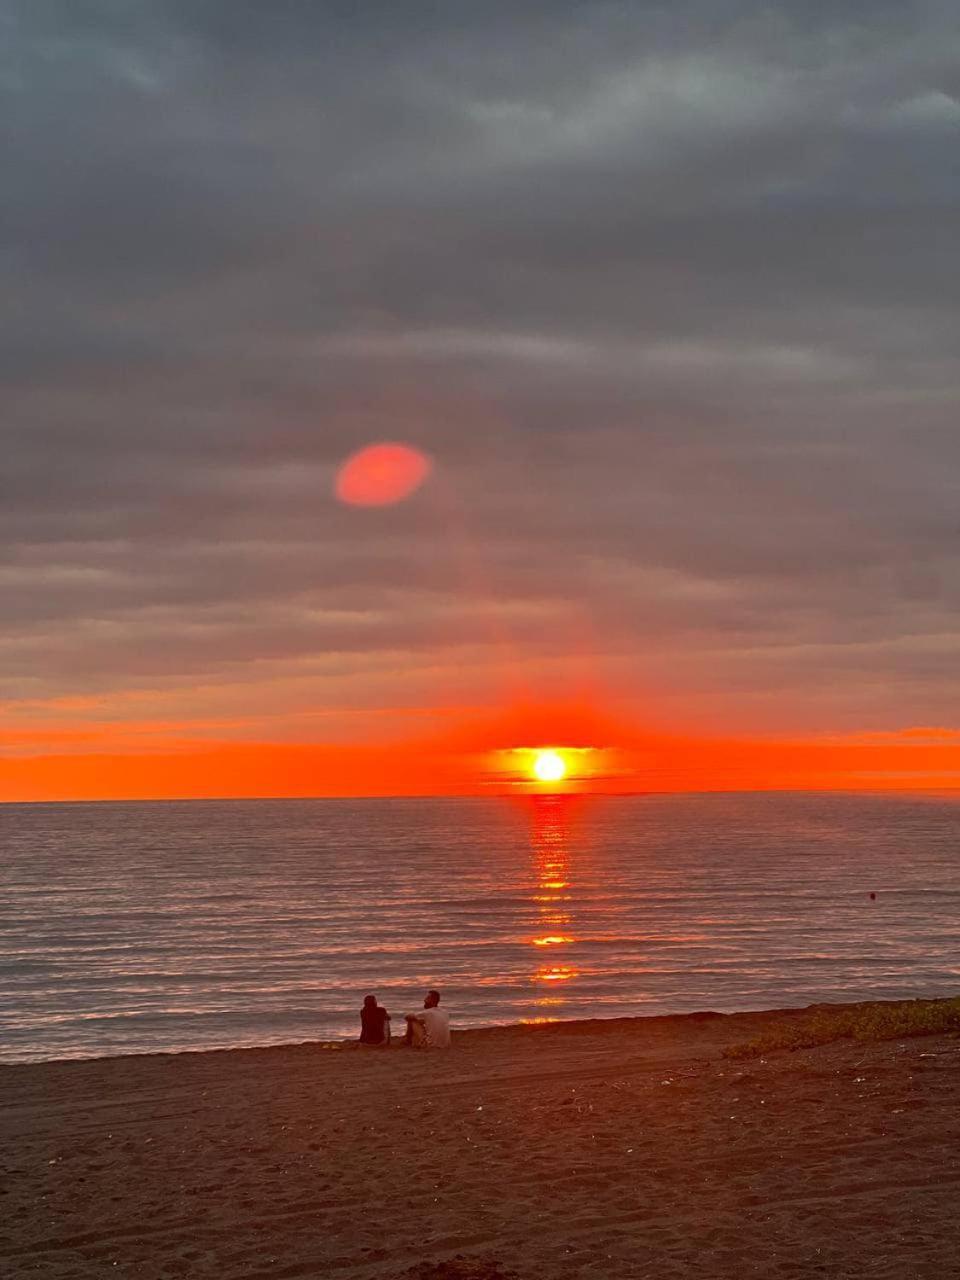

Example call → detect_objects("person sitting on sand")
403 989 450 1049
359 994 391 1048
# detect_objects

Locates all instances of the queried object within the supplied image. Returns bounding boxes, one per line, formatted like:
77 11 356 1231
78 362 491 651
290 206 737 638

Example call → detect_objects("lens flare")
335 442 432 507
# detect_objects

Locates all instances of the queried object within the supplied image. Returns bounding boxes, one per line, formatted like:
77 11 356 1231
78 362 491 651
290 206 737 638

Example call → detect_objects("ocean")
1 792 958 1064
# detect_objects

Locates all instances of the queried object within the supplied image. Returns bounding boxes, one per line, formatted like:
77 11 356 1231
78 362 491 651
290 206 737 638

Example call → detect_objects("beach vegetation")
724 996 960 1059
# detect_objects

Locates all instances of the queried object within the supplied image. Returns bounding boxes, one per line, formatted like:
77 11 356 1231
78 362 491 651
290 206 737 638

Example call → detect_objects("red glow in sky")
4 8 959 807
335 443 432 507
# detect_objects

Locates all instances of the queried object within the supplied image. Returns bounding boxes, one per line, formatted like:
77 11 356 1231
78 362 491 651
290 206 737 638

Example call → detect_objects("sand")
4 1006 960 1279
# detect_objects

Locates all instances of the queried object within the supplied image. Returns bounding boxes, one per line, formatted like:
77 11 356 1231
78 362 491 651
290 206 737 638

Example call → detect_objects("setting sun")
533 750 567 783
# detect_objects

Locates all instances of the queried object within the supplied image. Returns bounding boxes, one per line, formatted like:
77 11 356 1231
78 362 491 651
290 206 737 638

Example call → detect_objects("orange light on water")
534 965 578 983
532 934 575 947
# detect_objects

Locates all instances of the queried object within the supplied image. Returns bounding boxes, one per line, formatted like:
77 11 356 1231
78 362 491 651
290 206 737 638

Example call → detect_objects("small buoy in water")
869 892 876 900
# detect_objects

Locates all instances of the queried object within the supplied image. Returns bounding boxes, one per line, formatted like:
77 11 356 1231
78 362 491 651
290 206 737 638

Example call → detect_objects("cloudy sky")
3 1 960 797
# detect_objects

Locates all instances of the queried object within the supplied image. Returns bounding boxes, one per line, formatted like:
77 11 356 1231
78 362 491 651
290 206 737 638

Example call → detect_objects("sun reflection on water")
528 795 581 1002
534 965 577 982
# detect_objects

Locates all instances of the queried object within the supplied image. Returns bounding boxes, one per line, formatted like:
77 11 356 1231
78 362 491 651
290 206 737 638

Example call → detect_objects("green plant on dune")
723 996 960 1059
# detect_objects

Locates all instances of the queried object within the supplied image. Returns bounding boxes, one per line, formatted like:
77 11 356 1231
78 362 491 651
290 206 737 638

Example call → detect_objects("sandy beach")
4 1005 960 1279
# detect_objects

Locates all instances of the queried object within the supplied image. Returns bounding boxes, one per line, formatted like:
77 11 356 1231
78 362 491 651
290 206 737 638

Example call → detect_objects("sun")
533 750 567 784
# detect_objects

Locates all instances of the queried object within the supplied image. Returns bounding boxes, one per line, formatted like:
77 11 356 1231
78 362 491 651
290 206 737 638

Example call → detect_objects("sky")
3 1 960 800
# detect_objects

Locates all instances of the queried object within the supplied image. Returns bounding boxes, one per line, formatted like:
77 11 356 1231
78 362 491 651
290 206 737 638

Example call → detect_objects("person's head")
424 990 440 1009
363 994 378 1009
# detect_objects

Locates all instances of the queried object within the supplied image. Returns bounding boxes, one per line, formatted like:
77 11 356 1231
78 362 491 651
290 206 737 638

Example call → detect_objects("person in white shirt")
404 989 451 1049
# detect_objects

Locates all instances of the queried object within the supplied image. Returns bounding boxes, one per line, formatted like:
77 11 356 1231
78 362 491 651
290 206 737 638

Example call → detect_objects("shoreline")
6 992 960 1278
4 992 957 1072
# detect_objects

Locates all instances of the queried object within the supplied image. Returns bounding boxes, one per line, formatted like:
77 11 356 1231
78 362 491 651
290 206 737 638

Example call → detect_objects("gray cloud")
3 0 960 738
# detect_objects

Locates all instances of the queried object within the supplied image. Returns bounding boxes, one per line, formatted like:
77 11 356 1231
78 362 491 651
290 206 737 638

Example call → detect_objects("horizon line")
3 784 959 807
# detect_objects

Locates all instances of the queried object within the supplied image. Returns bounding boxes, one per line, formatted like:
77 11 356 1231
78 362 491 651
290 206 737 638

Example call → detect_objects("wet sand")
4 1005 960 1279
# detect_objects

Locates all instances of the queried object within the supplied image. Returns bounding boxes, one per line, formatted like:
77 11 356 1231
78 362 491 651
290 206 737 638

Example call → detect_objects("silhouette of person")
359 994 391 1047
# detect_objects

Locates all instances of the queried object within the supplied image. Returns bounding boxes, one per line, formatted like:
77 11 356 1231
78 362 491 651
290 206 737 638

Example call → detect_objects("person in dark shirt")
359 994 391 1047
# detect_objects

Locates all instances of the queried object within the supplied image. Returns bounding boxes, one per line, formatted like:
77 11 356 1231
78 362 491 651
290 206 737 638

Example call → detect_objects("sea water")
1 792 958 1063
